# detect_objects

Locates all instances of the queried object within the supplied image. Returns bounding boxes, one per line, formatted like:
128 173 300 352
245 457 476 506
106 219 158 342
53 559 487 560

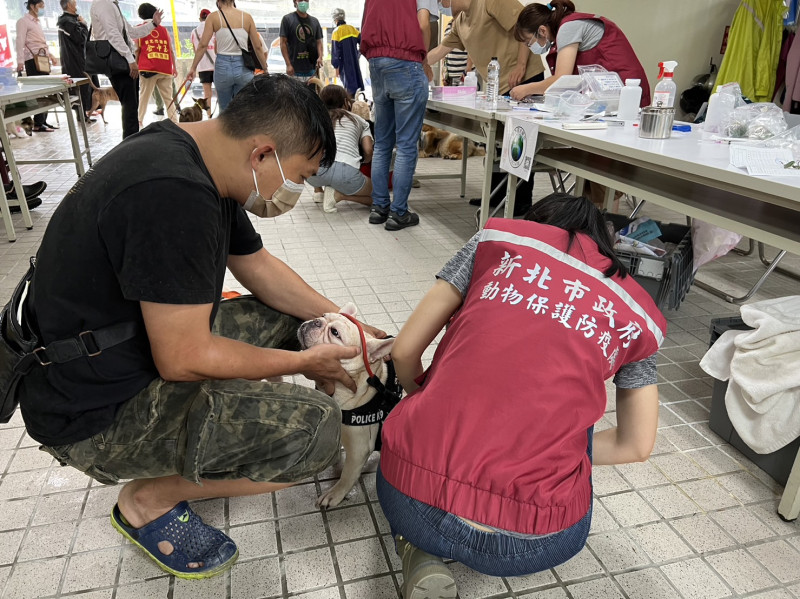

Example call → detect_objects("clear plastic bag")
720 103 788 139
555 90 593 119
692 220 743 272
753 124 800 162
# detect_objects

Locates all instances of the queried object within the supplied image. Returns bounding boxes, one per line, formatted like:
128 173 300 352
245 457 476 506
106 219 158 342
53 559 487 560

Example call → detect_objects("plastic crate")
605 213 695 311
708 317 800 486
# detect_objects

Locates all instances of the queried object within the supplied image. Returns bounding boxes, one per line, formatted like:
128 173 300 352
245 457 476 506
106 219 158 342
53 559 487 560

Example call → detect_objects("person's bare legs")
202 82 213 117
334 179 373 207
117 475 294 568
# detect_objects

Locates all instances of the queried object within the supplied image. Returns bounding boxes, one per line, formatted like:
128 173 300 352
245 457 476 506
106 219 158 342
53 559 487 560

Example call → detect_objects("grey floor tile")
278 512 328 552
506 569 557 593
62 547 120 594
706 548 778 594
284 547 337 593
627 522 694 563
650 453 708 482
678 479 740 511
748 540 800 584
566 577 624 599
684 447 743 476
0 529 24 565
229 520 278 559
591 466 631 496
294 587 340 599
600 491 661 527
344 574 398 599
586 530 650 572
0 497 36 531
709 506 779 544
17 520 77 561
641 484 702 519
552 547 604 582
2 557 67 599
448 561 508 599
114 578 170 599
660 558 732 599
229 493 274 525
326 504 377 543
334 537 390 581
230 556 282 599
615 568 682 599
717 471 778 504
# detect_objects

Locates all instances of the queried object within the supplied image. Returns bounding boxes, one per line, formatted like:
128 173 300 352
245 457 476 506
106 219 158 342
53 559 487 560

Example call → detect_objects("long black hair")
524 193 628 279
514 0 576 42
319 84 358 128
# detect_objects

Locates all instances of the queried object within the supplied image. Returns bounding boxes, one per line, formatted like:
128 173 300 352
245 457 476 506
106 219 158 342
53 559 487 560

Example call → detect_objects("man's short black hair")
220 74 336 169
138 2 157 20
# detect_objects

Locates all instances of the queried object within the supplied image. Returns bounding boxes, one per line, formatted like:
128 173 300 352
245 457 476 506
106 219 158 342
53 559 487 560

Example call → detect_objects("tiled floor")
0 104 799 599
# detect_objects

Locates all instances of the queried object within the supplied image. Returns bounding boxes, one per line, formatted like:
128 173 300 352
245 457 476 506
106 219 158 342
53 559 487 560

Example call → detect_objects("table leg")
460 138 468 198
573 176 586 197
758 243 800 282
778 448 800 521
76 86 92 168
62 90 85 177
478 120 498 229
694 250 788 304
504 174 518 219
0 119 25 239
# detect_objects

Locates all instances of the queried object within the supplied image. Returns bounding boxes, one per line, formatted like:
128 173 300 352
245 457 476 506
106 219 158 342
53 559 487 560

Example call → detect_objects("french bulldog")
298 303 397 508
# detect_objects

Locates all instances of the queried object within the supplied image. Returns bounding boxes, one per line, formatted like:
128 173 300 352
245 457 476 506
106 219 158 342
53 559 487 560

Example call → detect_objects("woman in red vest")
509 0 650 106
378 194 666 599
136 2 179 125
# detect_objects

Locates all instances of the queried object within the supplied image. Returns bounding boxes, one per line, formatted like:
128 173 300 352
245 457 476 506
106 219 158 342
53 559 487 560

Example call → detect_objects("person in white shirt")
191 8 216 119
89 0 163 138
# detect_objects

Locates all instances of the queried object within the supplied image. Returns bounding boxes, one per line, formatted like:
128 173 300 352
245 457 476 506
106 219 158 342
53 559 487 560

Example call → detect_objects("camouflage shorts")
41 296 341 486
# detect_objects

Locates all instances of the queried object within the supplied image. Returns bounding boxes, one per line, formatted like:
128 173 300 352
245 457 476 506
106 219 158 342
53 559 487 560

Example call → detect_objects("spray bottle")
652 61 678 108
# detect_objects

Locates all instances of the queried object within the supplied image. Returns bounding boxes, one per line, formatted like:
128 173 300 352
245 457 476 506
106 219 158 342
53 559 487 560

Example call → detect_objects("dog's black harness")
338 314 403 451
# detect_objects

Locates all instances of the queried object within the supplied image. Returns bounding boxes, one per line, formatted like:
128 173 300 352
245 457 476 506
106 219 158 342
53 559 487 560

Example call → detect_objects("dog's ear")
366 337 394 363
339 302 358 317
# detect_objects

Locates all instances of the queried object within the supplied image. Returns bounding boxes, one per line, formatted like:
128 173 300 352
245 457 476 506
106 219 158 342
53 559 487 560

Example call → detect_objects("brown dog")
419 124 486 160
178 100 204 123
306 76 325 96
84 74 119 125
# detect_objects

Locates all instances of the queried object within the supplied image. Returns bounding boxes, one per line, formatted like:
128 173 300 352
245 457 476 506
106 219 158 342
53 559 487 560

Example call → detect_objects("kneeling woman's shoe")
397 536 457 599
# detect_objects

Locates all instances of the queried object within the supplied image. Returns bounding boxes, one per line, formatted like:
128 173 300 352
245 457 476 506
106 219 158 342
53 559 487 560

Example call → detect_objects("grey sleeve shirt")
436 233 657 388
556 19 604 53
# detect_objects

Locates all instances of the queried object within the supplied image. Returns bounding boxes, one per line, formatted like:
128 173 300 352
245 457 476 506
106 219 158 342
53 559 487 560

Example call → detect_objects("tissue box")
431 86 477 101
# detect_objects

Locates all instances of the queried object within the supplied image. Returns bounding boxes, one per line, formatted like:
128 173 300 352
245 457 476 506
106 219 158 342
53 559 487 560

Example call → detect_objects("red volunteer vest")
546 13 651 107
138 25 173 75
360 0 426 63
380 219 666 535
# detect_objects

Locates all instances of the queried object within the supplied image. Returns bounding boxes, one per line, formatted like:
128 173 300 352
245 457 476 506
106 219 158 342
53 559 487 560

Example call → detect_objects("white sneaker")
323 187 337 213
313 190 324 203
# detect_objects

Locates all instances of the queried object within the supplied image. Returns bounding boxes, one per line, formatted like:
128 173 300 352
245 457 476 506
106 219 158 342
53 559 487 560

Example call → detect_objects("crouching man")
17 74 383 580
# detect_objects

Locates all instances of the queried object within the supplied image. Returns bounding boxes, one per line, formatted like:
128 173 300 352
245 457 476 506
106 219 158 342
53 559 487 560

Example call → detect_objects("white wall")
570 0 740 97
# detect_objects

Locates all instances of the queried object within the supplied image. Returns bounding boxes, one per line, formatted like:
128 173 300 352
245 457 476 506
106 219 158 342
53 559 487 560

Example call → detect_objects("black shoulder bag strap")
219 9 264 70
194 26 215 64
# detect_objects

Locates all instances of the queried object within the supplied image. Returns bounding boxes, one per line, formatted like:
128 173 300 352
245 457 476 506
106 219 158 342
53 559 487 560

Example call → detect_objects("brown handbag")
28 47 51 74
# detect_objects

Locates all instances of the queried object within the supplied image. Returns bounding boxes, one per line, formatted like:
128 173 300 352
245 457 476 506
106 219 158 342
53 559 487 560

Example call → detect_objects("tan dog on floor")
297 303 397 508
5 117 33 139
84 74 119 125
419 124 486 160
306 77 325 96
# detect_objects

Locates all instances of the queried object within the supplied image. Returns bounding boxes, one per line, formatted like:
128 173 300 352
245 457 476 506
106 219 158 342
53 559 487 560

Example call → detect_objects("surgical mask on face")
529 37 552 55
438 1 452 16
243 150 305 218
37 8 45 16
297 1 309 12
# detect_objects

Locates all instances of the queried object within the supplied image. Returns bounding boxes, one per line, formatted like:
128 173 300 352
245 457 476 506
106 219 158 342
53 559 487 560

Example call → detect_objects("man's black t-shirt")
279 11 323 73
19 120 263 446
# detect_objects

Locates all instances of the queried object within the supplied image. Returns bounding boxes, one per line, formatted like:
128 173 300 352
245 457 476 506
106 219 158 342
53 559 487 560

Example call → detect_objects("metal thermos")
638 107 675 139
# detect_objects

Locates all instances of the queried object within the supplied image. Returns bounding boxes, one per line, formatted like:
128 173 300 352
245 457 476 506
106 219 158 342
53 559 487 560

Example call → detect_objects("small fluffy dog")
419 124 486 160
298 303 398 508
5 118 33 139
84 74 119 125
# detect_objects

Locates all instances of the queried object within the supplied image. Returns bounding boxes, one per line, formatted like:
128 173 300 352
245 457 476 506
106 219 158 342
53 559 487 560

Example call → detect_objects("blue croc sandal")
111 501 238 579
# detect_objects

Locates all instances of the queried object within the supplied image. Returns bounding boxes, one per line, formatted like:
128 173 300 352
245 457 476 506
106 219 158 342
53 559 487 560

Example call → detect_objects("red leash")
340 313 375 378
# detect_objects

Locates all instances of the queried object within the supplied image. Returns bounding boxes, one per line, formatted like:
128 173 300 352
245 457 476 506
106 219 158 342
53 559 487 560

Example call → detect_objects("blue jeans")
376 428 593 577
215 55 254 112
369 57 428 216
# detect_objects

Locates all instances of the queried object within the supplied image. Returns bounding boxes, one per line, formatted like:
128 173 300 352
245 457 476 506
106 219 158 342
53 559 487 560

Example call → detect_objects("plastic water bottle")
487 57 500 110
617 79 642 121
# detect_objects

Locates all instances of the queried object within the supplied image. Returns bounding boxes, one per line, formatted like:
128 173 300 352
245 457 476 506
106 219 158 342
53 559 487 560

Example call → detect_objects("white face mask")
529 30 553 55
243 150 305 218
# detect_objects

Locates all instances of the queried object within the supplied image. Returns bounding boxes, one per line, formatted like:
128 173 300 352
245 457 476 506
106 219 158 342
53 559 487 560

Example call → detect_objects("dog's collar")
340 359 402 427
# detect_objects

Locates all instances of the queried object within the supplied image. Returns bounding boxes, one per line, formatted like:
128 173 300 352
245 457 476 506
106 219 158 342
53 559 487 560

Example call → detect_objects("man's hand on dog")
301 344 360 395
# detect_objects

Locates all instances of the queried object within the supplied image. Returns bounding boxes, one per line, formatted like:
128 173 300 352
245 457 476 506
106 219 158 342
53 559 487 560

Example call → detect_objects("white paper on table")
729 146 800 176
499 116 539 181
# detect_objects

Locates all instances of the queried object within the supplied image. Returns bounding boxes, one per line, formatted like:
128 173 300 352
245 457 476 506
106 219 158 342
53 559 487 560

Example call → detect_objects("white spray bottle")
652 61 678 108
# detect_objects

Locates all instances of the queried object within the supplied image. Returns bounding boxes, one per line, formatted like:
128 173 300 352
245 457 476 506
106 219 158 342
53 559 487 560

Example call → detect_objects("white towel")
700 296 800 454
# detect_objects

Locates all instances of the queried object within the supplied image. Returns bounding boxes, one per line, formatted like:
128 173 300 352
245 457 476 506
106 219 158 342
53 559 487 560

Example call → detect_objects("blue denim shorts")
306 161 368 196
